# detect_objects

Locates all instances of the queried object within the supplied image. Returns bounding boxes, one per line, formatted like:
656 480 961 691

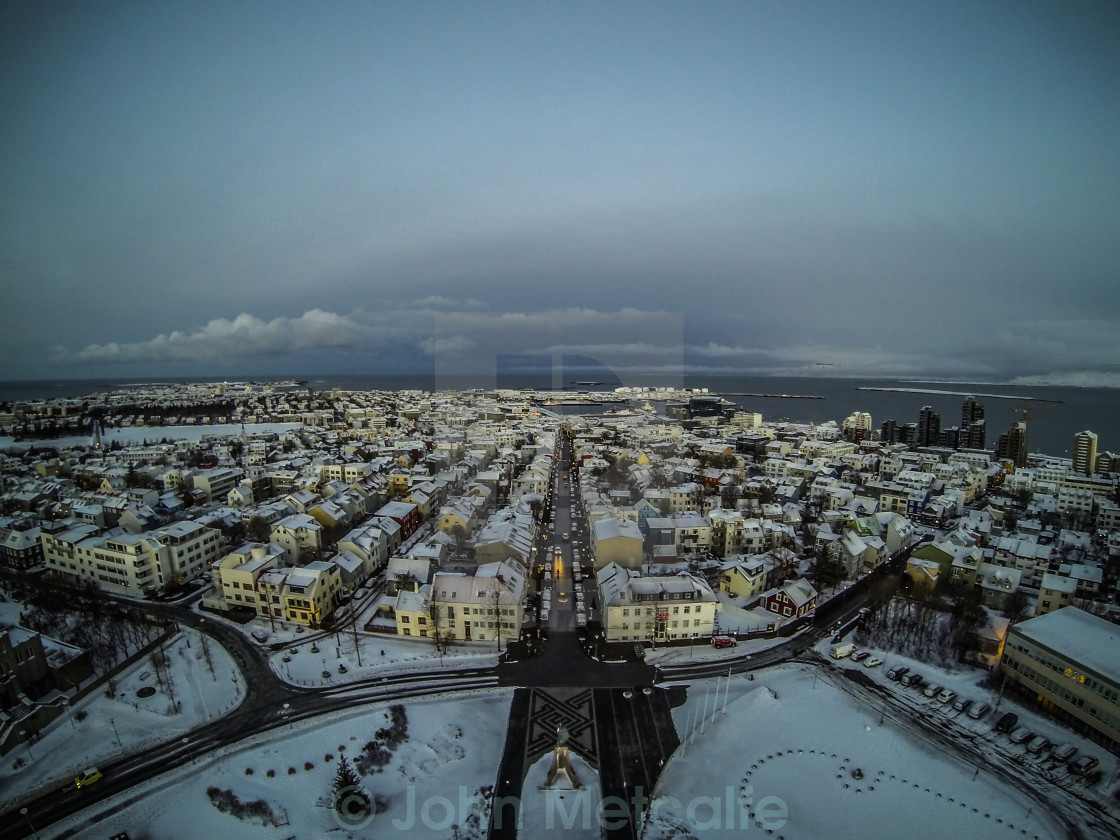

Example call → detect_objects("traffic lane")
593 687 679 840
489 688 532 840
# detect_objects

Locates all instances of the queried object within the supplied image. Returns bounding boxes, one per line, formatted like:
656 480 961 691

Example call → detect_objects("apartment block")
999 607 1120 755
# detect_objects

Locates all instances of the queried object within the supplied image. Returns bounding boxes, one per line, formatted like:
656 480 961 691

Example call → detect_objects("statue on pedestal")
543 724 581 790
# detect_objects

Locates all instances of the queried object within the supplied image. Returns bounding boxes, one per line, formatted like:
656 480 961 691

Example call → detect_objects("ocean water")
0 372 1115 460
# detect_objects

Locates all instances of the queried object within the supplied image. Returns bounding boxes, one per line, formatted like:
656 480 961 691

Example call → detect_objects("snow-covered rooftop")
1009 606 1120 685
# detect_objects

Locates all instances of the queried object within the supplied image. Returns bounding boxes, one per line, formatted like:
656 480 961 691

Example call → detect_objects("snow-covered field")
46 691 512 840
217 593 502 687
650 665 1074 840
0 627 243 811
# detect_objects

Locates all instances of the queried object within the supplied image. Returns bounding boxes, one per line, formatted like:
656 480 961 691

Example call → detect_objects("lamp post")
20 807 39 839
283 702 292 729
63 697 76 729
19 730 33 761
110 718 121 747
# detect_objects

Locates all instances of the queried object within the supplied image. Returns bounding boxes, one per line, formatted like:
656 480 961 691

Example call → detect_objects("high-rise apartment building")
880 419 898 444
918 406 940 447
960 397 986 449
997 421 1028 468
1073 430 1098 476
962 419 986 450
961 396 985 427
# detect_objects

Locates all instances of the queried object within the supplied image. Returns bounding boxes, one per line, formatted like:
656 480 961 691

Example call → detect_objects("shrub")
206 787 280 826
245 768 253 775
304 761 314 771
266 769 275 778
288 767 296 775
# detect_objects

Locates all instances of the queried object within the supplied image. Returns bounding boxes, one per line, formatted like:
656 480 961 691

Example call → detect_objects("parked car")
863 656 883 668
900 672 924 688
711 636 737 648
968 701 991 720
1026 735 1051 754
995 711 1019 732
937 689 958 705
886 665 909 681
1051 743 1077 763
851 651 871 662
922 683 942 698
1009 726 1034 744
952 697 972 713
1071 755 1099 775
75 767 103 789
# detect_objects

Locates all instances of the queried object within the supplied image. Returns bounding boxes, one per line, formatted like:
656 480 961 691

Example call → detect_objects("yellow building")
719 556 768 601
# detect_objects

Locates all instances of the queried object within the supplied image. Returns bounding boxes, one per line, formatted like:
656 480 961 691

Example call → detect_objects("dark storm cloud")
3 2 1119 385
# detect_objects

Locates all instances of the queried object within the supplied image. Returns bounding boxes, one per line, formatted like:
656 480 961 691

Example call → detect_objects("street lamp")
283 702 292 729
19 730 33 761
20 807 39 839
62 697 76 729
110 718 122 747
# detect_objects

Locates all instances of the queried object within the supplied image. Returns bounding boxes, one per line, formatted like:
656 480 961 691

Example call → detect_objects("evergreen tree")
332 757 361 797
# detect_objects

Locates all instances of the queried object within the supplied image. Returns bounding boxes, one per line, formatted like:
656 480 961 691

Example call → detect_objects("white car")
863 656 883 668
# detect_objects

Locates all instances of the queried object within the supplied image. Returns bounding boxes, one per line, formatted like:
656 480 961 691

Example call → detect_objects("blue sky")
2 1 1118 384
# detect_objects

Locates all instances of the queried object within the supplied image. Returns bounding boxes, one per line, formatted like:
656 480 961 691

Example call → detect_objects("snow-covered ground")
644 632 785 667
45 691 512 840
0 627 243 811
271 624 501 686
210 592 502 687
649 664 1076 840
816 634 1120 801
520 749 601 839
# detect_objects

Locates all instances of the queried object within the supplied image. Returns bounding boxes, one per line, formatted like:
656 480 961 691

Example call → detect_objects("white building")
596 562 719 644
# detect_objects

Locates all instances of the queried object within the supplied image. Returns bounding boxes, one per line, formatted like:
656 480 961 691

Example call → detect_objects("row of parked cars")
832 646 883 668
992 712 1100 775
885 665 993 719
884 664 1101 777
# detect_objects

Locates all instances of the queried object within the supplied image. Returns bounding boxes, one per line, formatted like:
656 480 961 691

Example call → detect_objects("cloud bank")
47 303 1120 387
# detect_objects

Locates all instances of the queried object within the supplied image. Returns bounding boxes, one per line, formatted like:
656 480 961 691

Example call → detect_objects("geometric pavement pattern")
525 687 598 767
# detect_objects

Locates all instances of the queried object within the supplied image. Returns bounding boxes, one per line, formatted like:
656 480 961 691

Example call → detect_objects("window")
401 615 410 623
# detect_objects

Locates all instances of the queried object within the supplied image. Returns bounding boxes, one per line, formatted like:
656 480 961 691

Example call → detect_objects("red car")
711 636 737 648
851 651 871 662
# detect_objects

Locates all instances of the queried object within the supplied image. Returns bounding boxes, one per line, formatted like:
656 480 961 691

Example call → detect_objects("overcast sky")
2 1 1118 385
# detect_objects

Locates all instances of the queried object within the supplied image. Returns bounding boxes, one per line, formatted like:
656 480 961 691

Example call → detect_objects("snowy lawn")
48 690 512 840
193 591 500 688
273 627 501 686
648 665 1071 840
0 627 243 810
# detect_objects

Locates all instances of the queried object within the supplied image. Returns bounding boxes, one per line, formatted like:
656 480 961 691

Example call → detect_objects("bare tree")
428 595 452 664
